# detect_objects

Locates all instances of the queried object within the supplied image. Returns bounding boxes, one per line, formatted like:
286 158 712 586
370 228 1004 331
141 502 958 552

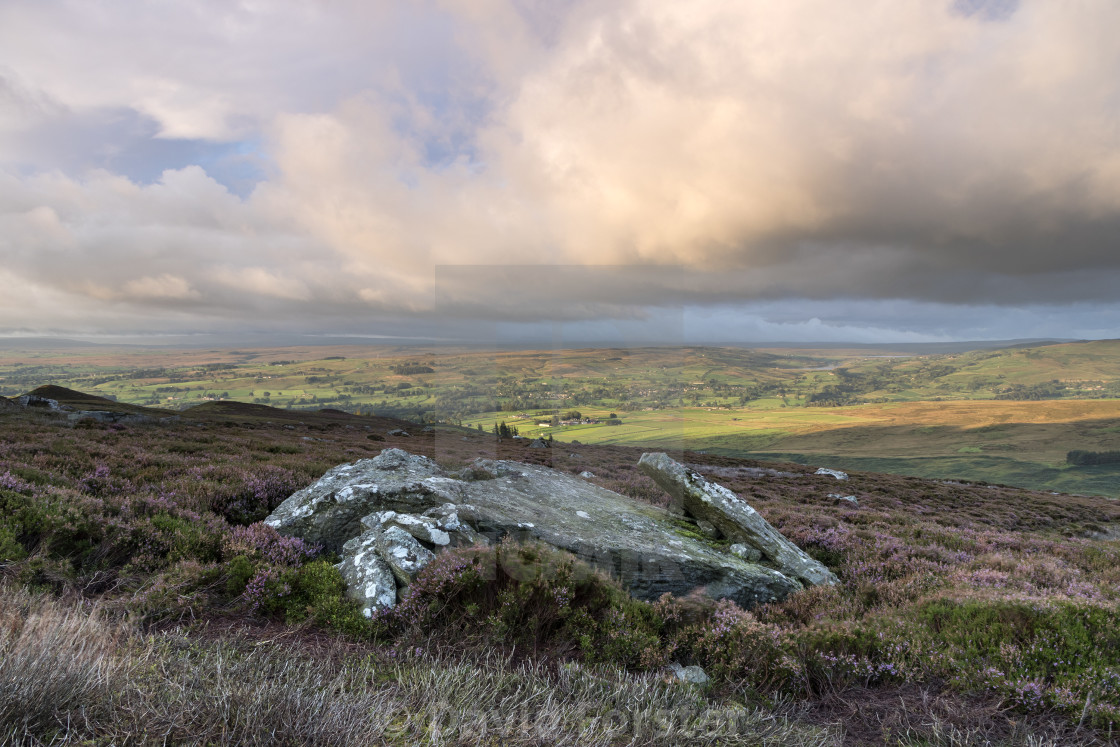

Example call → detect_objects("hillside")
23 384 180 417
0 391 1118 744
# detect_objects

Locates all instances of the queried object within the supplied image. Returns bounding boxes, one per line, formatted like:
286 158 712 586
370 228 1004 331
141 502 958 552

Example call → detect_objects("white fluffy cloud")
2 0 1120 338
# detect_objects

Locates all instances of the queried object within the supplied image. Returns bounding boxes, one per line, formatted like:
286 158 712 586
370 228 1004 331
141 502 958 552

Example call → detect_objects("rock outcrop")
16 395 63 410
637 452 838 587
266 448 807 614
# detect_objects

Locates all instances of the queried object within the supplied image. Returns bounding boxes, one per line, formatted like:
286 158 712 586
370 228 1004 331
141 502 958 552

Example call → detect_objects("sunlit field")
6 340 1120 495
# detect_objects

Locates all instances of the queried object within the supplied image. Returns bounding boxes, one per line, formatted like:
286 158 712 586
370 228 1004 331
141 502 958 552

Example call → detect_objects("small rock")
827 493 859 506
668 662 710 686
367 434 385 442
815 468 848 480
579 471 595 479
388 429 410 437
528 438 549 448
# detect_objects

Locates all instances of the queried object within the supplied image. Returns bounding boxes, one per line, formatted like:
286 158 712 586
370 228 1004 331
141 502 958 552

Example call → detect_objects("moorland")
5 338 1120 496
0 382 1119 744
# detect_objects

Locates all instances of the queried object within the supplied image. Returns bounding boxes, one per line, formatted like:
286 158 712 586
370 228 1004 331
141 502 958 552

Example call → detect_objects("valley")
4 338 1120 496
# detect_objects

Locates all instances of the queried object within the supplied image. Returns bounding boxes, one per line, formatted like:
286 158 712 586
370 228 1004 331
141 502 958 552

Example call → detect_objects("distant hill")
0 337 110 349
183 399 406 429
22 385 178 417
749 338 1079 354
9 386 413 431
183 400 309 420
26 385 120 405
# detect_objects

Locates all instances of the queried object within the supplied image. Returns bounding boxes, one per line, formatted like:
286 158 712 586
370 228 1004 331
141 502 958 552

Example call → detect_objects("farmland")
4 339 1120 496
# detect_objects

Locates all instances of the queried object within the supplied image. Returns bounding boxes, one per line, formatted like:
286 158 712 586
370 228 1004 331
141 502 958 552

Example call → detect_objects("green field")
4 339 1120 496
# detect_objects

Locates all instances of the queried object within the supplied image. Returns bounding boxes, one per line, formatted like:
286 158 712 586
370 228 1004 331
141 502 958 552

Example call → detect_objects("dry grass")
804 684 1117 747
0 585 839 746
4 584 1109 745
0 586 122 743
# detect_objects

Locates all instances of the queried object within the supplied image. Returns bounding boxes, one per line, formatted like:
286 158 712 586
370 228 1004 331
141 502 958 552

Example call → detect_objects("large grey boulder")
638 452 838 587
266 448 802 610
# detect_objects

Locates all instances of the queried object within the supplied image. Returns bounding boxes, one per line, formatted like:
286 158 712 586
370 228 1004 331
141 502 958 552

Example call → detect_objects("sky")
2 0 1120 345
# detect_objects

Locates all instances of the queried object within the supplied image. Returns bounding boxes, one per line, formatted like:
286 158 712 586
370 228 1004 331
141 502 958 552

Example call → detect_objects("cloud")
1 0 1119 340
121 274 198 300
215 267 310 302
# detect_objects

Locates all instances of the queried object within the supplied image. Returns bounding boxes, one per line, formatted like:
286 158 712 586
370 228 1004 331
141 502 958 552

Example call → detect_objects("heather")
1 406 1119 744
